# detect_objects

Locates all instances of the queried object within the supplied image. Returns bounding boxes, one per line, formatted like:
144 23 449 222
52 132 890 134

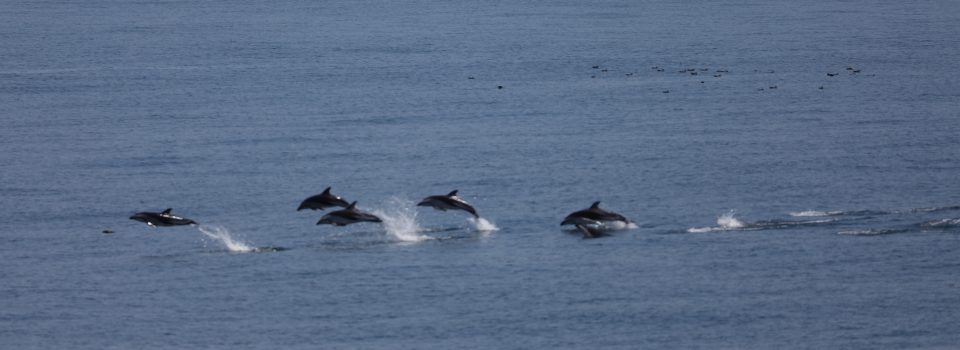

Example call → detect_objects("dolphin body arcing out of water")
561 201 630 226
130 208 198 227
297 187 351 211
417 190 479 218
316 201 382 226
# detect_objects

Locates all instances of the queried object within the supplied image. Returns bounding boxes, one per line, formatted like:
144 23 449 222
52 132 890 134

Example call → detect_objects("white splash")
197 225 254 253
372 197 432 242
717 211 745 229
469 217 499 232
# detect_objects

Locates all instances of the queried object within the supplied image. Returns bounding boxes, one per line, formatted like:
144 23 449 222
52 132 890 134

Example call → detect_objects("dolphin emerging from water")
130 208 198 227
561 201 630 226
298 187 351 211
417 190 479 218
316 201 382 226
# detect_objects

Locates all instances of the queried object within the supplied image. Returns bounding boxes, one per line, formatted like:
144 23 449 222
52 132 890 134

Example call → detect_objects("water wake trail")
921 218 960 228
197 225 255 253
790 210 844 217
686 211 836 233
372 198 433 243
837 229 908 236
789 209 888 217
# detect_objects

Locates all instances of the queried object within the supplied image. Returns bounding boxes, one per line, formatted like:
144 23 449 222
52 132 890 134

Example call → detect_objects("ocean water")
2 0 960 348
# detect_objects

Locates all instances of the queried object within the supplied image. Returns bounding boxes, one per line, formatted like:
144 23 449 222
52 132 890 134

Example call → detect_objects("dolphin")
417 190 479 218
575 224 609 239
317 201 382 226
298 187 351 211
561 201 630 226
130 208 198 227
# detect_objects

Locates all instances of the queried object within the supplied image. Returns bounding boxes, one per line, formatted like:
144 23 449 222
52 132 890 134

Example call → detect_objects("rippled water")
2 0 960 348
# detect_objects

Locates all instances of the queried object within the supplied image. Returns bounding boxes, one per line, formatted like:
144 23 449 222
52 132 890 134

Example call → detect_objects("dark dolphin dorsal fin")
322 186 331 194
447 190 459 197
162 208 173 215
590 201 601 209
346 201 357 210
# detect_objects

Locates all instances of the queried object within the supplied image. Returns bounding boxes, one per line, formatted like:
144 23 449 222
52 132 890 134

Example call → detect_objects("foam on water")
469 217 499 232
837 229 908 236
790 210 844 217
197 225 255 253
372 197 433 242
921 218 960 228
911 206 960 213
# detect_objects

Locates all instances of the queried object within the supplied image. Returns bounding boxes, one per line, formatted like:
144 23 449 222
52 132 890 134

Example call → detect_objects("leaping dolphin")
130 208 198 227
316 201 382 226
561 201 630 226
298 187 350 211
417 190 479 218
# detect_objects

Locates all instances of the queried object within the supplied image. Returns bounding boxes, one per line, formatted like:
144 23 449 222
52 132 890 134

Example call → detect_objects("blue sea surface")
2 0 960 348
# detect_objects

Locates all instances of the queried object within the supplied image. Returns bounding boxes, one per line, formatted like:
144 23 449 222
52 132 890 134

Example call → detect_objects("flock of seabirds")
129 187 631 238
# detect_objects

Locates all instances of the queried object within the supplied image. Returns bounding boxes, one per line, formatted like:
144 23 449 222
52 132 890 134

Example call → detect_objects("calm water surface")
2 0 960 348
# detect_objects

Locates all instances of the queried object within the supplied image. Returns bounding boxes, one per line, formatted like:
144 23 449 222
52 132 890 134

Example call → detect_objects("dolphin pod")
130 187 632 239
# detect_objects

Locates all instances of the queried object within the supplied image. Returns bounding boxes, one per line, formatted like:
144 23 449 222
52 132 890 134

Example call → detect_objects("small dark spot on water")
497 85 503 89
102 229 114 234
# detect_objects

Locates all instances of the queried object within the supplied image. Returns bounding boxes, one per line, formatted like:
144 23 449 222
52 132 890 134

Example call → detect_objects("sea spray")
197 225 255 253
717 211 745 229
469 217 499 232
372 197 432 242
